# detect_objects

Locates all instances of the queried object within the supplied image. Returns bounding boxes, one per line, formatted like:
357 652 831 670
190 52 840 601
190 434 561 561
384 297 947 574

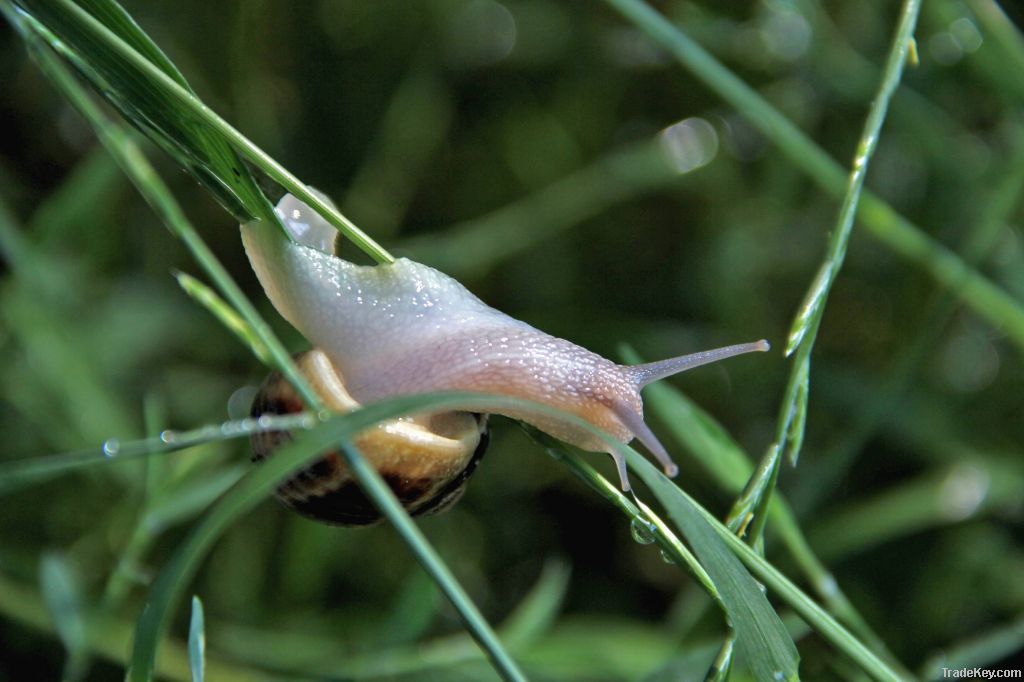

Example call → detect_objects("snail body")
243 193 767 521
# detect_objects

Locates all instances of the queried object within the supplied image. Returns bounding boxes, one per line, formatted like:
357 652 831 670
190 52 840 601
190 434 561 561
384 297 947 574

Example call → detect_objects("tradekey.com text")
942 669 1022 679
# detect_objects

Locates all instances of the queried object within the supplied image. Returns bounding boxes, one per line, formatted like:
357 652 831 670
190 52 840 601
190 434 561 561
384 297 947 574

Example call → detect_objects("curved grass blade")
526 428 796 681
623 463 800 681
499 560 572 649
12 0 265 222
625 451 907 682
3 12 323 409
174 272 271 365
621 346 911 675
529 424 906 681
125 392 545 682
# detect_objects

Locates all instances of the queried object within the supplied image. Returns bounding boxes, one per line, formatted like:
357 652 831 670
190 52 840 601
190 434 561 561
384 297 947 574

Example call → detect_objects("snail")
242 192 768 524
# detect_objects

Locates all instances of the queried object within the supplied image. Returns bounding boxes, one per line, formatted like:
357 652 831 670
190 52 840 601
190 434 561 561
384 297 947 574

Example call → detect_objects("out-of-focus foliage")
1 1 1023 680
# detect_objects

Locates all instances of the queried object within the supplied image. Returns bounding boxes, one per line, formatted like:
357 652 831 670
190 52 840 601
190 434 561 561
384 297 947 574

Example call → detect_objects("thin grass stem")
772 0 923 465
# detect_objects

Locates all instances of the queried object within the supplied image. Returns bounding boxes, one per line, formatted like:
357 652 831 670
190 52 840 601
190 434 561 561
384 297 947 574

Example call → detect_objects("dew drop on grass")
159 430 176 444
659 549 675 564
102 438 120 457
630 518 657 545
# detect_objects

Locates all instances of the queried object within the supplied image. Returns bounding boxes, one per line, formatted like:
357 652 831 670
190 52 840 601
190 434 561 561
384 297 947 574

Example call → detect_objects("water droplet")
257 415 272 429
630 518 657 545
659 117 719 173
102 439 120 458
773 672 786 681
226 385 259 420
159 430 176 444
317 409 333 422
659 549 675 564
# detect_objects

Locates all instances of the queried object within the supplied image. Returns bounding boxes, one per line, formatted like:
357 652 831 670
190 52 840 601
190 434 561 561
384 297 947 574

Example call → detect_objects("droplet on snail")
241 192 768 524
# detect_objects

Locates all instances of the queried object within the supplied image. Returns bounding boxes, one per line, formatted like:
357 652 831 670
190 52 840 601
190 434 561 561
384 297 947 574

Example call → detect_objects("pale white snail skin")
241 193 768 490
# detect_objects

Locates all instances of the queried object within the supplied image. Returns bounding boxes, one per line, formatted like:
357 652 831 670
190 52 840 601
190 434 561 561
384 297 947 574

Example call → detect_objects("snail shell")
250 348 488 526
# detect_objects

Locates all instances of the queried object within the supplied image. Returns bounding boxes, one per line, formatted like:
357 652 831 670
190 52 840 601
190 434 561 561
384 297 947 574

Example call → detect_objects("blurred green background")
1 1 1023 680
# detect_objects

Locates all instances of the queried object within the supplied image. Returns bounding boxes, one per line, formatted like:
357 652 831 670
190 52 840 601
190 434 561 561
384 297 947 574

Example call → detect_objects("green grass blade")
188 596 205 682
527 427 718 598
774 0 923 465
12 0 265 222
124 392 552 682
918 613 1024 681
601 0 1024 353
12 0 393 263
71 0 190 88
174 272 271 365
725 443 781 541
704 634 736 682
6 13 322 410
499 560 572 649
623 346 910 675
0 413 312 496
625 459 800 681
40 553 89 681
528 428 801 681
338 437 527 681
627 453 908 682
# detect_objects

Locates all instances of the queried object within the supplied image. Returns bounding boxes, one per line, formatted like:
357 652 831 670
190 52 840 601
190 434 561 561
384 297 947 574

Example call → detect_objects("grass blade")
40 553 89 681
188 596 205 682
527 428 798 681
0 413 311 496
625 460 800 681
4 9 322 409
918 613 1024 680
499 560 572 649
13 0 265 222
174 272 271 365
773 0 923 465
725 443 781 543
123 392 557 682
623 345 910 675
13 0 393 264
627 451 908 682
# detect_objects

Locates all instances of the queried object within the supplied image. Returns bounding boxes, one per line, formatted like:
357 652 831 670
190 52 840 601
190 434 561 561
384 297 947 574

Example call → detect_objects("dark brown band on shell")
250 358 489 526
